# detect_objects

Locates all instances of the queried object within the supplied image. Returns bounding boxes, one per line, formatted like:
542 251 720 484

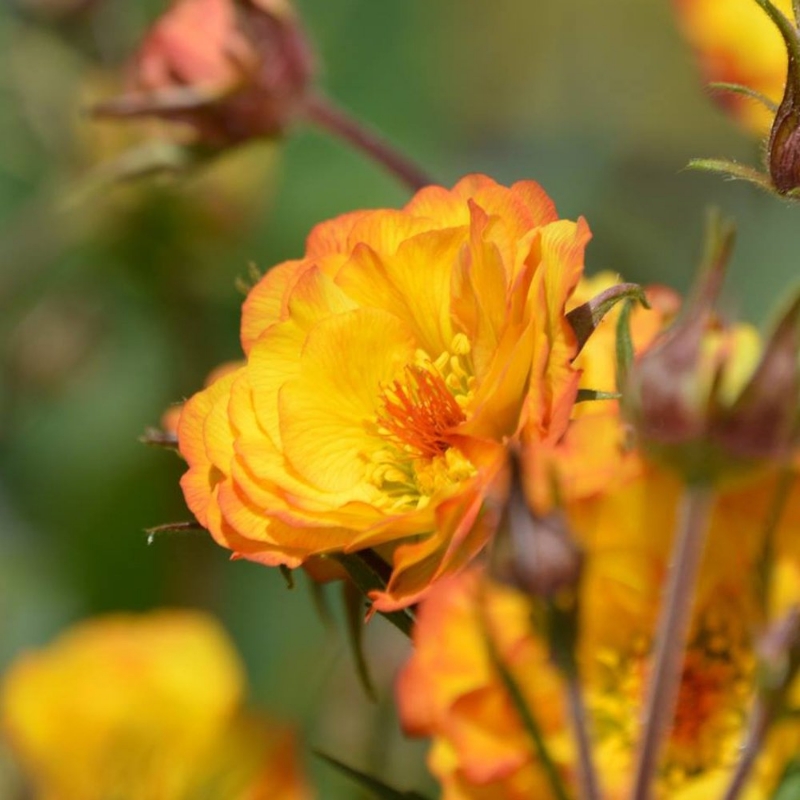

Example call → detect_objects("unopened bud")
93 0 314 149
625 216 800 481
761 0 800 193
491 450 583 599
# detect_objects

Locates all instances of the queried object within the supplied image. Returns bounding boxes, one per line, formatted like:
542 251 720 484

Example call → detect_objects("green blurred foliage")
0 0 796 797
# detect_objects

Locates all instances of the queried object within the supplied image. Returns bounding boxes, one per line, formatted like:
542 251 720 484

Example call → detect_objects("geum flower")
1 611 312 800
178 175 594 611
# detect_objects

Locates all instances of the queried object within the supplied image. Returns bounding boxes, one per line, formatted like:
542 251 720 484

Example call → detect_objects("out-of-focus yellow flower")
177 175 594 611
673 0 793 135
1 611 312 800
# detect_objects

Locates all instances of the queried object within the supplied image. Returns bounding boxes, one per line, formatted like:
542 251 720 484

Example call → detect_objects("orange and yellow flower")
1 611 312 800
673 0 793 135
177 175 593 610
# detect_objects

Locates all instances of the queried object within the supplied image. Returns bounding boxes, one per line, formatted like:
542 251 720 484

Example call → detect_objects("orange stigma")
379 366 466 458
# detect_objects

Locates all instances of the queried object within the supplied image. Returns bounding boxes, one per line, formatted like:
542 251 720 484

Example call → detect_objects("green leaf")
772 759 800 799
575 389 621 404
566 283 649 355
314 751 431 800
479 603 572 800
342 581 378 702
332 551 415 637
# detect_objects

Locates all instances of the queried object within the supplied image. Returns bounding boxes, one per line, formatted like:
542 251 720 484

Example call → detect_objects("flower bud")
625 217 800 481
760 0 800 193
93 0 314 148
490 450 583 600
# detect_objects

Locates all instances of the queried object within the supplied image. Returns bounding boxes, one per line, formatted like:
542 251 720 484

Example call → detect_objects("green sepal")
314 751 431 800
139 427 180 452
144 520 205 545
332 551 415 638
708 81 778 111
479 603 572 800
575 389 621 404
615 300 636 394
686 158 774 192
566 282 649 356
279 565 295 590
342 581 378 702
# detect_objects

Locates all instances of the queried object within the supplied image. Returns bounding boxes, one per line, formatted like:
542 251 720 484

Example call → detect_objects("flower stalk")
302 93 434 191
630 485 716 800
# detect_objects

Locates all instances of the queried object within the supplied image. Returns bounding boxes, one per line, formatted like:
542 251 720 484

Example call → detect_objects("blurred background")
0 0 794 796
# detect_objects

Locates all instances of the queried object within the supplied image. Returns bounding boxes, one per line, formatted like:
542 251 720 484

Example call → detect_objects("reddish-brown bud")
760 0 800 193
490 450 583 600
94 0 314 148
625 218 800 481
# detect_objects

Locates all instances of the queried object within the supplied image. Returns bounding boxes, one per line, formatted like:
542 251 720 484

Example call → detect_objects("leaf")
332 551 415 638
566 283 649 355
772 760 800 799
342 581 377 702
478 599 572 800
314 751 431 800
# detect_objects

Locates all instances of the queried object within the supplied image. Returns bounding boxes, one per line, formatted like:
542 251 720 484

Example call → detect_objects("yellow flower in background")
1 611 312 800
178 175 593 611
673 0 793 135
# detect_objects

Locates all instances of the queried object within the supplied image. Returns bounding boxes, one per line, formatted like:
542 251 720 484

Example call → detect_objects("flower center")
364 335 477 510
378 365 466 458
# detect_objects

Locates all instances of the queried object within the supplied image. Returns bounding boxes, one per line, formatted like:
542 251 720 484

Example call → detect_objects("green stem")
754 0 800 87
630 485 716 800
302 93 435 192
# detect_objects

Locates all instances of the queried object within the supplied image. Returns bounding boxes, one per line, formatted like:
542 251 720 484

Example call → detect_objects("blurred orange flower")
1 611 312 800
673 0 793 135
177 174 592 610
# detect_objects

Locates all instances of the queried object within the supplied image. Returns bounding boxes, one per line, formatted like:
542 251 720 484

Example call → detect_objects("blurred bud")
93 0 314 149
491 450 583 600
715 294 800 459
625 215 800 481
